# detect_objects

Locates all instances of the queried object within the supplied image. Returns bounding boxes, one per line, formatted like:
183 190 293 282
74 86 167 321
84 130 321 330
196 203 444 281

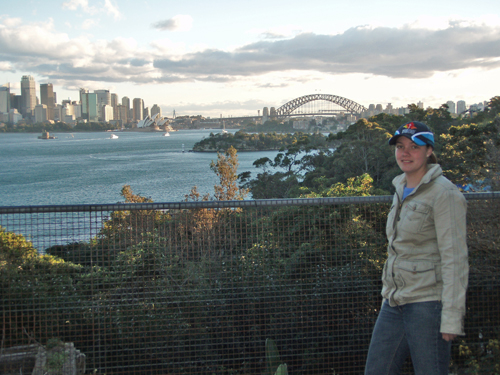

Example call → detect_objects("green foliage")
210 146 249 201
0 226 38 269
0 226 81 276
193 130 328 152
488 96 500 116
458 338 500 374
1 227 84 350
440 120 500 189
299 174 380 198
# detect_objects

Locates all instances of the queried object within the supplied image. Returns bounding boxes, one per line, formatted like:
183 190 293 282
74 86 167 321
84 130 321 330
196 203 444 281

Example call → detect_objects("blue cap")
388 121 434 148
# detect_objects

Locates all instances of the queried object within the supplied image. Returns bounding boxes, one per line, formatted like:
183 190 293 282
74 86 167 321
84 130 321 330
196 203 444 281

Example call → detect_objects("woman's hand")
442 333 457 342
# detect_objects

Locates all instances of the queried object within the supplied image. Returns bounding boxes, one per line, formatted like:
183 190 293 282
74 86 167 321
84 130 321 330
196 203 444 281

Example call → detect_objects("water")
0 130 279 207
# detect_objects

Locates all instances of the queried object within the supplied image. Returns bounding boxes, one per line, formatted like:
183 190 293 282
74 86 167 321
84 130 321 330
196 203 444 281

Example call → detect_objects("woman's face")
395 136 432 178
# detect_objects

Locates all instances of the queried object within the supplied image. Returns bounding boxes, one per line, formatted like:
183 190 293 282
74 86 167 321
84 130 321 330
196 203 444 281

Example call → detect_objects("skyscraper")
446 100 456 114
95 90 111 121
87 93 98 122
0 83 10 114
111 93 119 122
80 88 89 120
122 96 130 110
80 90 98 122
34 104 48 123
40 83 55 120
117 104 129 124
457 100 467 114
151 104 162 118
21 75 36 118
133 98 144 122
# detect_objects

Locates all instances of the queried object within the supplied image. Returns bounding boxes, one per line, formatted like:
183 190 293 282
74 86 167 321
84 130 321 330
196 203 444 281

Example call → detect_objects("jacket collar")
393 164 443 198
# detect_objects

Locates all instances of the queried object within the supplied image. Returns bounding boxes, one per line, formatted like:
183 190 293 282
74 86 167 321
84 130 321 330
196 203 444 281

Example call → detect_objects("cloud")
104 0 123 20
152 15 193 32
81 19 97 30
1 16 500 89
0 61 15 72
154 22 500 79
62 0 97 15
62 0 122 20
249 25 304 40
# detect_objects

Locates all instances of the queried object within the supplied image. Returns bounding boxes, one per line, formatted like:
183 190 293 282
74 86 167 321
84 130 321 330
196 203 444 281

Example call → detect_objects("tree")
323 118 396 192
407 103 427 122
439 120 500 190
210 146 249 201
488 96 500 116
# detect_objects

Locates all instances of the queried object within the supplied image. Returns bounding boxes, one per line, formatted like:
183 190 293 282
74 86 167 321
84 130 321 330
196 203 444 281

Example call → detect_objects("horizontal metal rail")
1 191 498 214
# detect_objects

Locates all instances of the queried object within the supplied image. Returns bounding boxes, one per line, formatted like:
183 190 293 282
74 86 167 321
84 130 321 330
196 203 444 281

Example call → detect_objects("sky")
1 0 500 118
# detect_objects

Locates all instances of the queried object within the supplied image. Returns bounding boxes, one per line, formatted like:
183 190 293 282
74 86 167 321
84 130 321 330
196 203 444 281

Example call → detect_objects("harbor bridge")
218 94 367 122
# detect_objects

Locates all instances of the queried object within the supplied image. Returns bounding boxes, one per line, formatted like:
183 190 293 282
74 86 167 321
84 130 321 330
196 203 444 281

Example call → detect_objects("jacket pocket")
399 202 432 233
395 260 438 298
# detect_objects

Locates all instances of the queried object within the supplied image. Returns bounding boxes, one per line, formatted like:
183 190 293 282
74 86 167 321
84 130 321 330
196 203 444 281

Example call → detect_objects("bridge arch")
276 94 367 117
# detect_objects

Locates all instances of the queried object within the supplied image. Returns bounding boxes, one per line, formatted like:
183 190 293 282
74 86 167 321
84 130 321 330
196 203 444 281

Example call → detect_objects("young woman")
364 121 469 375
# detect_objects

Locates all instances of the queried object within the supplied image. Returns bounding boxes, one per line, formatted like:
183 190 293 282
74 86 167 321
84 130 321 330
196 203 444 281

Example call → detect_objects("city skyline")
1 0 500 118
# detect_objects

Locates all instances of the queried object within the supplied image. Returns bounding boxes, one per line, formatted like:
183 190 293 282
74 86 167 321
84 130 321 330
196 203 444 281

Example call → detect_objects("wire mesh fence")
1 193 499 374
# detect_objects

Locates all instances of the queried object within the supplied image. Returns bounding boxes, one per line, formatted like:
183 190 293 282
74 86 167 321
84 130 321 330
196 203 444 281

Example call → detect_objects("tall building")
122 96 130 110
457 100 467 114
80 88 89 120
0 83 10 114
270 107 277 120
151 104 162 118
10 93 21 113
122 96 131 123
81 91 98 122
95 90 111 121
40 83 55 121
87 93 98 122
117 104 129 124
111 93 119 122
102 104 114 122
34 104 48 123
262 107 269 123
133 98 144 122
446 100 456 114
21 75 37 118
54 104 63 121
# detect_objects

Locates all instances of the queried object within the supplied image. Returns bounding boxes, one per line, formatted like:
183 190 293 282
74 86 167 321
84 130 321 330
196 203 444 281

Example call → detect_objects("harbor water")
0 129 279 207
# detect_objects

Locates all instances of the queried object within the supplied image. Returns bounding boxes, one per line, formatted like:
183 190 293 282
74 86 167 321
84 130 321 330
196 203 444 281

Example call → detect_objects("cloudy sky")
1 0 500 118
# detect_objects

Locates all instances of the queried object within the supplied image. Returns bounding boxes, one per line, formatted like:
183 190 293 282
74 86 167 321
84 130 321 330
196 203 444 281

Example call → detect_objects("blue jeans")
365 301 451 375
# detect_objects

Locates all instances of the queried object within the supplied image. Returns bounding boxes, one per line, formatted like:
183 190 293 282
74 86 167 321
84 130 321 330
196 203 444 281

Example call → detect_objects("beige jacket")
382 164 469 335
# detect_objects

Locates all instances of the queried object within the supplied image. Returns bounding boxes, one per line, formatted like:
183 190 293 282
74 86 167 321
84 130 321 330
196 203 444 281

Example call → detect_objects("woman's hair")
428 150 438 164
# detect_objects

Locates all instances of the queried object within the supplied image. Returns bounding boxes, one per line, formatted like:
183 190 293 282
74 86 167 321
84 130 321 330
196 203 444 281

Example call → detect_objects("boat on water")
38 130 56 139
163 132 170 137
109 134 119 139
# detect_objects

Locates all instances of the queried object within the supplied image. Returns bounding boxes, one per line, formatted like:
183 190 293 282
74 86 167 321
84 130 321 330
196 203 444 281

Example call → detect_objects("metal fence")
1 193 499 375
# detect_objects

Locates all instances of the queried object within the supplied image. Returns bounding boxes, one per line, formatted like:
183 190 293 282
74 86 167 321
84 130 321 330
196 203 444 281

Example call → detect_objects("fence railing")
1 193 499 375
